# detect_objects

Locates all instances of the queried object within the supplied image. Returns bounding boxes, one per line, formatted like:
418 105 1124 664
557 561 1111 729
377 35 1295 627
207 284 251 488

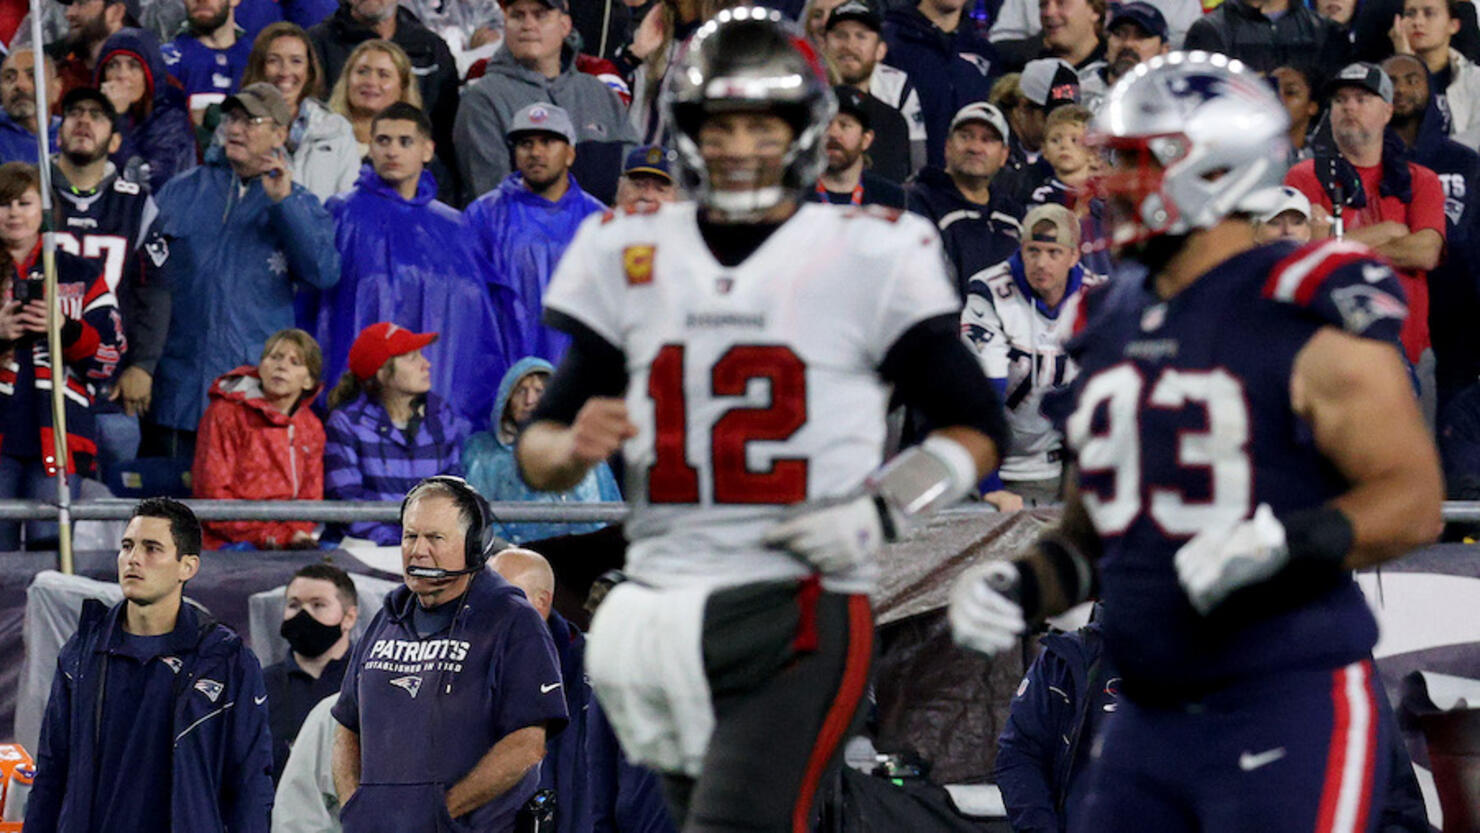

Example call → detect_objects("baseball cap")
623 144 675 181
222 82 293 127
506 102 576 145
825 0 882 32
949 101 1010 143
1022 203 1080 248
1107 1 1168 41
1020 58 1081 109
348 322 438 382
1258 185 1313 223
61 86 118 123
1326 62 1393 104
59 0 141 20
834 86 872 130
497 0 567 11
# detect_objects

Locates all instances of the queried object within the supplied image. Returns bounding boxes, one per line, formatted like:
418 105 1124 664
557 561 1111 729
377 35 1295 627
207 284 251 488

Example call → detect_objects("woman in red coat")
192 328 326 550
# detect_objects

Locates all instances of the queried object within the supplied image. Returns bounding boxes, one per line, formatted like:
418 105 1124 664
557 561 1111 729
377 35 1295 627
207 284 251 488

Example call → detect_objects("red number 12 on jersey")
647 344 809 504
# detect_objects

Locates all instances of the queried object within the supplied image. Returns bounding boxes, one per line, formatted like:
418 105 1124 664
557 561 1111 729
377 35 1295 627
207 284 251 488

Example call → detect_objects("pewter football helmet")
661 7 836 221
1091 51 1291 247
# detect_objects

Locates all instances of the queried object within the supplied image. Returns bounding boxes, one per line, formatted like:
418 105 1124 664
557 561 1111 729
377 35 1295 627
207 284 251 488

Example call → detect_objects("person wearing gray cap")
1284 61 1446 367
465 102 605 364
453 0 637 205
139 80 340 458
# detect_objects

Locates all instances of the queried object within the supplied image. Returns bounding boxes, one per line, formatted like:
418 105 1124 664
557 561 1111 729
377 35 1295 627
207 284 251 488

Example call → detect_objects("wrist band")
1281 505 1354 568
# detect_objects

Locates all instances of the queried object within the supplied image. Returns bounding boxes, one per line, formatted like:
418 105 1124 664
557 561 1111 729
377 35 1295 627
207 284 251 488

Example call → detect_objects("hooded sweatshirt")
881 6 999 168
463 358 621 544
191 364 325 549
95 28 199 194
331 570 569 833
322 164 510 425
453 45 636 205
465 172 606 363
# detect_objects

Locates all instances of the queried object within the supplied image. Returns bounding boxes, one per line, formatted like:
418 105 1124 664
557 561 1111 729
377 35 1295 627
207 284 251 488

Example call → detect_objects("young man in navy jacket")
25 497 275 833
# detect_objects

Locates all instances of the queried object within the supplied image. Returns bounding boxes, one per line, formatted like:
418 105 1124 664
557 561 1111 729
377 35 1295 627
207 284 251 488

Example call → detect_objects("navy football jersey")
52 168 158 296
1064 239 1408 696
162 36 253 113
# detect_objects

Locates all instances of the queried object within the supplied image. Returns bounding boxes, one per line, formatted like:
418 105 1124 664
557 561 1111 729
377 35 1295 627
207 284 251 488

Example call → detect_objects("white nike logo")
540 682 562 694
1238 747 1286 771
254 694 268 705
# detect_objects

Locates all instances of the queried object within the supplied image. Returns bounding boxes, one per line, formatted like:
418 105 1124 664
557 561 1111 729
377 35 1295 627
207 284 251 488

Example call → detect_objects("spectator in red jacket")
191 328 326 551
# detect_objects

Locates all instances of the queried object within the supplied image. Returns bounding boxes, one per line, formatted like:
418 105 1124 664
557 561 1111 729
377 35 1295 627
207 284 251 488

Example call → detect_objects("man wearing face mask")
262 563 360 783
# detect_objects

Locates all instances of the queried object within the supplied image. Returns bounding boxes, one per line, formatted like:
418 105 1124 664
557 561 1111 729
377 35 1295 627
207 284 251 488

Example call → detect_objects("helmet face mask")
1087 51 1291 255
662 7 837 222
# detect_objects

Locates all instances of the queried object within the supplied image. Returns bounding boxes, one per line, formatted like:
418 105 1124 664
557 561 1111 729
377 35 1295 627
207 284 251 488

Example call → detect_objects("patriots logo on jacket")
194 678 224 702
390 675 424 698
162 656 183 674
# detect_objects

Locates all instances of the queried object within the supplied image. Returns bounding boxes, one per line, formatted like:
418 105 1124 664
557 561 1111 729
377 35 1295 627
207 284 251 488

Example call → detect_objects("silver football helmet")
661 7 836 222
1090 51 1291 248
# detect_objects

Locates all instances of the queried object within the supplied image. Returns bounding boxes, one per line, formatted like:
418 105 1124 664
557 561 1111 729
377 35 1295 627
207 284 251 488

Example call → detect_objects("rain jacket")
95 28 200 195
0 243 125 477
290 98 361 202
0 111 58 165
1440 48 1480 150
147 145 340 433
463 358 620 544
453 45 636 205
465 173 606 363
321 165 510 426
323 392 469 544
541 611 592 833
191 364 325 550
881 6 999 168
24 598 274 833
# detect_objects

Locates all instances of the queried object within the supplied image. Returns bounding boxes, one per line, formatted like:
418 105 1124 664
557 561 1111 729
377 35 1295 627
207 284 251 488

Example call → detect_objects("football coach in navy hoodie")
331 476 568 833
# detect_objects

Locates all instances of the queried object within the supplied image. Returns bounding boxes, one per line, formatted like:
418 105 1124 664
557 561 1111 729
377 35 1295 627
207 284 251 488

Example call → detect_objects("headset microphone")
405 564 484 580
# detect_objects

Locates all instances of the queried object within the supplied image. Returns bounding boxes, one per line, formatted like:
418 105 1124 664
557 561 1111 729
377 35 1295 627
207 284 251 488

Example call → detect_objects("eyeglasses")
224 111 274 127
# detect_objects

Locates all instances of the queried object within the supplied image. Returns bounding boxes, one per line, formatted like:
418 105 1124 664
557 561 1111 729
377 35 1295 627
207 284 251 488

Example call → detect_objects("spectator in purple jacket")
323 322 470 545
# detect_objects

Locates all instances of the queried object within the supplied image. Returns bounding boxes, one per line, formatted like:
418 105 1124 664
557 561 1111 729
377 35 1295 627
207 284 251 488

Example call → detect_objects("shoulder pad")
112 178 141 195
1263 240 1408 344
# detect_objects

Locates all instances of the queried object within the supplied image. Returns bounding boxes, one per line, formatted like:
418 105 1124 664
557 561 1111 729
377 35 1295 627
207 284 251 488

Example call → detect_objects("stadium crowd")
2 0 1479 547
1 0 1476 830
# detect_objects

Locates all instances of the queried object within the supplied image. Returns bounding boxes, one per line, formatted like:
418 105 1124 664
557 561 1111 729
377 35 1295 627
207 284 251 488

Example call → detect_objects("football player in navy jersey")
950 52 1444 833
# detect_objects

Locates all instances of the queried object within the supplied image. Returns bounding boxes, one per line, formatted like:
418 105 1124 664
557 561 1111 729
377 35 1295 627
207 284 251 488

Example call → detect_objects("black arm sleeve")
879 313 1011 457
528 310 631 426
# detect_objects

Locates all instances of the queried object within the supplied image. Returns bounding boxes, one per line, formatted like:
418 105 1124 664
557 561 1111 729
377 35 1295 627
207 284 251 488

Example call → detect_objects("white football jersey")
543 201 959 593
960 258 1104 482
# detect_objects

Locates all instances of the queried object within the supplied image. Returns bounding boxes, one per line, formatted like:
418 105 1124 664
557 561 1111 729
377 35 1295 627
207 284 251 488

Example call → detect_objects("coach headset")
401 476 506 579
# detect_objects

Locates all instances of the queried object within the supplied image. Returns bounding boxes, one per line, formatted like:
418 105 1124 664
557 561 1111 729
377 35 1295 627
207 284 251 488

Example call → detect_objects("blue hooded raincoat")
321 165 510 427
95 28 199 195
463 357 621 544
465 172 606 363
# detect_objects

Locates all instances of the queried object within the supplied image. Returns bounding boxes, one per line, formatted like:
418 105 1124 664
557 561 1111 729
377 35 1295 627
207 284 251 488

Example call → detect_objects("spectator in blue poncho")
319 101 509 427
464 357 620 544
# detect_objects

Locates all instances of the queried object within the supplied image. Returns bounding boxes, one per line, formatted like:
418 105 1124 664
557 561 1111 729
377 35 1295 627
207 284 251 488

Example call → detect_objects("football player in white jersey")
962 203 1105 509
516 8 1009 833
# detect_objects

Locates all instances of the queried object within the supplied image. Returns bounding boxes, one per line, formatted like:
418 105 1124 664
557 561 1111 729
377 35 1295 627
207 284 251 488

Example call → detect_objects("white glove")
948 561 1026 656
1174 503 1290 615
763 493 888 575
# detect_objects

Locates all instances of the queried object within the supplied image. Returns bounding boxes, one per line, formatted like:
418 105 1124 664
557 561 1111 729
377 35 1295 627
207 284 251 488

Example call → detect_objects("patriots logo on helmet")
390 675 424 698
1330 285 1407 335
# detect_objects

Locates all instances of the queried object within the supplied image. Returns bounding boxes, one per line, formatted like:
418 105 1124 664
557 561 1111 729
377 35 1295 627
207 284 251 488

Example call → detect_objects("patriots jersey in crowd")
51 165 158 296
162 35 253 112
962 252 1105 481
1063 239 1408 697
543 202 958 594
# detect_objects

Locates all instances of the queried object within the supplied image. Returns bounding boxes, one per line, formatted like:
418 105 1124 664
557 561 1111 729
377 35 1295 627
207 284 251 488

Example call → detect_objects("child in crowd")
192 328 325 550
323 322 469 545
1030 104 1094 206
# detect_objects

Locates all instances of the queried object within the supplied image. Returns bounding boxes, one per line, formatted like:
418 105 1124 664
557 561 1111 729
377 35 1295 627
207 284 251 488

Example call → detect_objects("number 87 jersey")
542 202 961 593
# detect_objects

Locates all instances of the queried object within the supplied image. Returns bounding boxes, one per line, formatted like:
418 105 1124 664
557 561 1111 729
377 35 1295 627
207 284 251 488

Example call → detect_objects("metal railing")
4 499 1480 523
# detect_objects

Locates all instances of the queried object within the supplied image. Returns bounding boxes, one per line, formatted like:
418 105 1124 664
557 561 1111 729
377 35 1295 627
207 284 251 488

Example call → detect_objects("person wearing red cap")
322 322 471 545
